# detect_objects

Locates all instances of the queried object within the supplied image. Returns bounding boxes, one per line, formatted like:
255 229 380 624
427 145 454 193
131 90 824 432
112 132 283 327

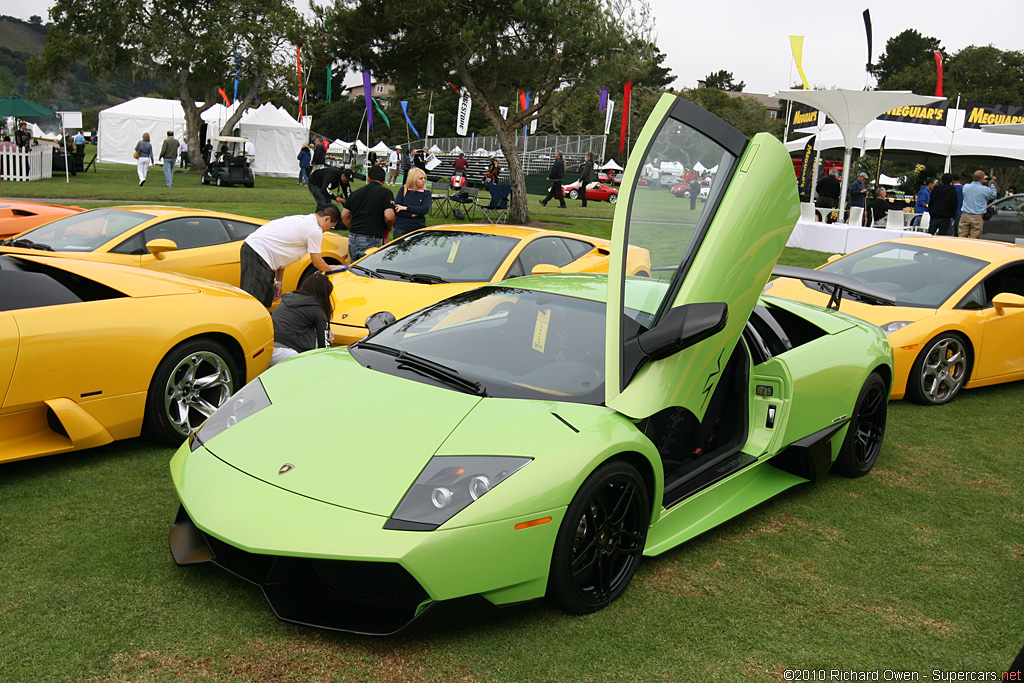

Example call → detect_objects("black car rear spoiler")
771 265 896 310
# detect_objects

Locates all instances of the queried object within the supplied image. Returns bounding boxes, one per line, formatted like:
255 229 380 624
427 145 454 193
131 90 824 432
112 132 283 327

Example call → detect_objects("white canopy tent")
98 97 253 165
428 144 442 154
600 159 623 170
786 109 1024 168
777 89 944 217
451 145 463 155
369 141 391 155
238 104 306 178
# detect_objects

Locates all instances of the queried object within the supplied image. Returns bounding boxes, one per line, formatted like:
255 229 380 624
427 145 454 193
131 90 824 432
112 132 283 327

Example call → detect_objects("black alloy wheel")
833 372 887 477
547 460 649 614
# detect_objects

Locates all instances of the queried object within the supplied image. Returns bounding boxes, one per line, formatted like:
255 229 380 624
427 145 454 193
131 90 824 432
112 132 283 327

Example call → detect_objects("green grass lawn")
1 165 1022 682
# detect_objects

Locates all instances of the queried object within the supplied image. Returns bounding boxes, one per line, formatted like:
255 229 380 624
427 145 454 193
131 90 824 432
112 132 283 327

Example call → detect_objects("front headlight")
190 379 271 451
385 456 531 530
880 321 912 334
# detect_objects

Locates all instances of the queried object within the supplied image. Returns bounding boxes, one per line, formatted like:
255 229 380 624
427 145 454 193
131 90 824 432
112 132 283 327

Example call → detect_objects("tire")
906 332 971 405
143 338 239 445
201 174 210 185
832 372 887 477
297 258 341 287
568 189 579 200
216 175 224 187
547 460 649 614
682 190 691 198
608 194 618 204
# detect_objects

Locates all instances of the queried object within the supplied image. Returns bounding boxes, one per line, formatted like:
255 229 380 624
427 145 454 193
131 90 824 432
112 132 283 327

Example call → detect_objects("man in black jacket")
928 173 958 236
308 166 351 208
577 152 594 207
540 151 566 208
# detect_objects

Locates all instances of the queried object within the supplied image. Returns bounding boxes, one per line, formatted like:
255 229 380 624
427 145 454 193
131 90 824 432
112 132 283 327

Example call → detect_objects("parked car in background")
0 200 84 238
984 194 1024 236
669 180 711 200
562 180 619 203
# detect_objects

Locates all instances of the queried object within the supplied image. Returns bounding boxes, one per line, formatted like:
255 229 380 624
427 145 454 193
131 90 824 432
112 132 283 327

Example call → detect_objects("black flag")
863 10 873 72
798 136 816 197
874 135 886 191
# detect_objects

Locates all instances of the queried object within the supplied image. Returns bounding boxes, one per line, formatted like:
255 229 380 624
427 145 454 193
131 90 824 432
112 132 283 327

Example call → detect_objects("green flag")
372 98 391 130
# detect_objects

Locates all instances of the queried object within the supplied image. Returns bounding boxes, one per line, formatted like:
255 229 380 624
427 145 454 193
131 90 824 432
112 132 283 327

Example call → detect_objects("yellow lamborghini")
766 236 1024 404
328 224 652 345
0 253 274 464
0 206 349 294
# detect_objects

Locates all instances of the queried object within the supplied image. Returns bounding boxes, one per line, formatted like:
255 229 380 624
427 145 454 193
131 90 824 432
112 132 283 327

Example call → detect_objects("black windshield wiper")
375 268 449 284
356 343 484 396
4 238 53 251
350 264 384 278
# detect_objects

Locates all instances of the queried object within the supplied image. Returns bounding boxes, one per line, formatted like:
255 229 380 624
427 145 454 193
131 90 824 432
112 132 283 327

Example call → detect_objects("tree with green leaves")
318 0 655 224
868 29 943 91
703 69 744 92
32 0 299 168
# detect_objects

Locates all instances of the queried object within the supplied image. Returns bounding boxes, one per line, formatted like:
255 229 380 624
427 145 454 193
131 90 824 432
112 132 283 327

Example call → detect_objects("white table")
786 219 932 253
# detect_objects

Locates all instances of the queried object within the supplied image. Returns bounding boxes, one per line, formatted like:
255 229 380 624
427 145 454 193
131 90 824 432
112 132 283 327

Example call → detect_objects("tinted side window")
224 219 260 240
109 232 147 255
562 237 595 260
138 217 233 250
514 237 574 275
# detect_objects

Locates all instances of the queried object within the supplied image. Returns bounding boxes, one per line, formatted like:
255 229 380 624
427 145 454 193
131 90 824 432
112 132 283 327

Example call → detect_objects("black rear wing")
771 265 896 310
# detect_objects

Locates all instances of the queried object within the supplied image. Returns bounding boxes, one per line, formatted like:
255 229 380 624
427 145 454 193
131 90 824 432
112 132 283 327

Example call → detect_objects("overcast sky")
2 0 1018 96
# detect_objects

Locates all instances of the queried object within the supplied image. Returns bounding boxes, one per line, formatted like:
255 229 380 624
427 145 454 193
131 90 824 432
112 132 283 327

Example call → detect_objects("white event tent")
238 104 306 178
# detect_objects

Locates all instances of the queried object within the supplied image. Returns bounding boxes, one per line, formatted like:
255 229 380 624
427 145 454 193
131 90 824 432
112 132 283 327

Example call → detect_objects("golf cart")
201 136 254 188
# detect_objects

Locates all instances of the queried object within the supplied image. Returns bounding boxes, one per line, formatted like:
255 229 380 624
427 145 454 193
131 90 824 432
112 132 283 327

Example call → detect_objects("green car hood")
203 350 483 516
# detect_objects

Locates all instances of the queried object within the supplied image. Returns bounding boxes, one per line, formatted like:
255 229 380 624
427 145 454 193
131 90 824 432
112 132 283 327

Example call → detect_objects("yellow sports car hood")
330 271 475 329
202 351 483 516
6 253 205 297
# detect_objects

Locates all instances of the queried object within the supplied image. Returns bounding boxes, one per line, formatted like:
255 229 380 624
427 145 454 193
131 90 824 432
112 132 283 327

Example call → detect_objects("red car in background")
597 170 622 185
0 200 85 238
669 180 711 200
563 181 619 203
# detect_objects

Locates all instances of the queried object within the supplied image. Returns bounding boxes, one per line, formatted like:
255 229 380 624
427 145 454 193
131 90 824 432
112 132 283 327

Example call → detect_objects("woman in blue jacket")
393 167 432 240
297 144 312 185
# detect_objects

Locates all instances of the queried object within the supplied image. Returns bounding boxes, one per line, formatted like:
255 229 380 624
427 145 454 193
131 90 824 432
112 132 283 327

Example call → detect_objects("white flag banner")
426 112 435 137
530 103 539 134
456 88 472 136
604 99 615 135
499 106 508 119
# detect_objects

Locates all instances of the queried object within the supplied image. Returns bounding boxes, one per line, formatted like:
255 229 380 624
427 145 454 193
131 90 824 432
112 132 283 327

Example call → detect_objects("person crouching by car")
270 272 335 365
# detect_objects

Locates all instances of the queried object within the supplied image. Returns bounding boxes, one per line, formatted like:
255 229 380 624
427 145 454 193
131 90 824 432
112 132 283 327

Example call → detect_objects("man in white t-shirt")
387 146 401 185
240 204 341 309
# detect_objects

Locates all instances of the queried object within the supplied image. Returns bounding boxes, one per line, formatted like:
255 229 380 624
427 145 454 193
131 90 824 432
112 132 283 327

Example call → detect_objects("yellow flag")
789 36 811 90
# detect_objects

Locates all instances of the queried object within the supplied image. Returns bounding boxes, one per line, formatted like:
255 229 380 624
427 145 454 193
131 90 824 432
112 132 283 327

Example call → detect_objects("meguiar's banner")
790 104 822 130
877 100 949 126
962 101 1024 129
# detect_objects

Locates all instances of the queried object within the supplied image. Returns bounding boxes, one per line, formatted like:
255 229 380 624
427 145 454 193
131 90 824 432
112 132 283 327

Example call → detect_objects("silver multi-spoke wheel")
910 334 970 406
145 339 238 444
164 351 233 436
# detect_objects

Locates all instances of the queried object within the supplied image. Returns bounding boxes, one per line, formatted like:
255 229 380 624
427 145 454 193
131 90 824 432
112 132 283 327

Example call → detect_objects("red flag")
447 81 461 95
618 79 632 157
518 89 527 112
297 46 304 119
218 88 230 106
934 51 943 98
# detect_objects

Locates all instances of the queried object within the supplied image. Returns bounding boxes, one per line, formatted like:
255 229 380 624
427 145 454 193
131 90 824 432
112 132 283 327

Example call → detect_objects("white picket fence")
0 148 53 182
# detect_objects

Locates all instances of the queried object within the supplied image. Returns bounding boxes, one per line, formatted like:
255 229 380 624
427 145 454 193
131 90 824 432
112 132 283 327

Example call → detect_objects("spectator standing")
387 146 401 185
311 139 327 171
955 174 966 223
342 165 396 261
484 156 501 187
270 272 335 365
928 174 958 236
74 130 85 149
244 138 256 167
401 148 413 186
15 122 31 150
577 152 595 208
453 152 468 174
393 168 432 240
297 144 312 185
540 151 566 208
0 136 14 152
202 138 213 166
958 171 998 239
849 171 869 223
179 137 189 170
158 131 179 187
307 165 351 207
912 177 935 226
869 187 889 227
689 175 701 211
367 149 378 168
348 142 357 166
413 148 427 172
816 168 841 218
240 204 342 309
134 132 154 186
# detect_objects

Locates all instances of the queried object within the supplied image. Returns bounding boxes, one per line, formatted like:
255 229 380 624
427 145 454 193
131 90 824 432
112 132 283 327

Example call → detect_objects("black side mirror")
365 311 396 334
622 302 728 385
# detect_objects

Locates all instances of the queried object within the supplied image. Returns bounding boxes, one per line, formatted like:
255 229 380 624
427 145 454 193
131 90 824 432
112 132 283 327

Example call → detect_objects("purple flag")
363 70 374 132
599 87 608 113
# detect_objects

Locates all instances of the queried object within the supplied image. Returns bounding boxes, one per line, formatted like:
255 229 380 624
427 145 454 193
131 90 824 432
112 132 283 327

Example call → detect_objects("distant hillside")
0 14 168 124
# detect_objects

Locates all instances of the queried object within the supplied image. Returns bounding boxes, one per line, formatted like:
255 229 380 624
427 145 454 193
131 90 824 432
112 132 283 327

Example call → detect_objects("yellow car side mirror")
146 238 178 258
531 263 562 275
826 254 843 264
363 246 381 257
992 292 1024 314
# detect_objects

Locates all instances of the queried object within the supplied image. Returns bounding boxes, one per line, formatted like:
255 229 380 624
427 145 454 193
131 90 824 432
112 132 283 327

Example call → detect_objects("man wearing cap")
849 171 869 224
387 146 401 185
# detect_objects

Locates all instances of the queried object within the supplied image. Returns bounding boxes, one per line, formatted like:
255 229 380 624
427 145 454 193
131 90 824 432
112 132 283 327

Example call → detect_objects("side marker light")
514 517 552 531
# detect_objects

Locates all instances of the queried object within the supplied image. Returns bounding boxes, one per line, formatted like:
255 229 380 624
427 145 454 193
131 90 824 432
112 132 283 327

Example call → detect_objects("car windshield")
12 209 152 252
355 230 519 283
817 243 987 308
350 287 608 404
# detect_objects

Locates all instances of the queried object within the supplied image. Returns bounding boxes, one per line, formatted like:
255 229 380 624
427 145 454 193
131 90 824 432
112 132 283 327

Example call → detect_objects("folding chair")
449 186 479 221
430 181 451 219
886 210 906 230
478 184 511 224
